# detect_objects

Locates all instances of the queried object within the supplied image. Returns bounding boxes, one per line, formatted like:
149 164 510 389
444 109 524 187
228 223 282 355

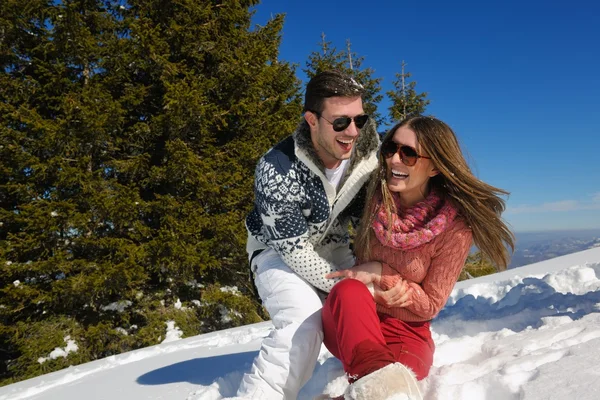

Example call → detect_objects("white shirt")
325 159 349 190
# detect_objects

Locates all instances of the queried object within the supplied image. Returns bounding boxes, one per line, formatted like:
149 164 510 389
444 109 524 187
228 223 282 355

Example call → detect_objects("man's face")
306 96 365 169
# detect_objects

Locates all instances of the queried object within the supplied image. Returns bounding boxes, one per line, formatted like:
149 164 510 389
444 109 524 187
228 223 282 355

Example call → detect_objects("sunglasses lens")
400 145 418 166
381 140 398 158
332 117 352 132
330 115 369 131
354 115 369 129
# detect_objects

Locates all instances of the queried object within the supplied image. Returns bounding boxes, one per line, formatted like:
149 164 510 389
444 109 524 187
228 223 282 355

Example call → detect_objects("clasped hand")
325 262 413 308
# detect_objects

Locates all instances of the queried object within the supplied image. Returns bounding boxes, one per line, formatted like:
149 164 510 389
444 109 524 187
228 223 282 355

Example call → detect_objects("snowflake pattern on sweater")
246 121 379 292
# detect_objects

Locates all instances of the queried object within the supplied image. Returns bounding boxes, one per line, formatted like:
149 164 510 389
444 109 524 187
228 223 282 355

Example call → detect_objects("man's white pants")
237 249 325 399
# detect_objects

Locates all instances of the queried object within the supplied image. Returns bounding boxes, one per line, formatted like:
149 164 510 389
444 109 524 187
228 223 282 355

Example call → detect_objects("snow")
174 298 183 309
161 321 184 344
220 286 241 295
115 327 129 336
100 300 132 313
1 247 600 400
37 336 79 365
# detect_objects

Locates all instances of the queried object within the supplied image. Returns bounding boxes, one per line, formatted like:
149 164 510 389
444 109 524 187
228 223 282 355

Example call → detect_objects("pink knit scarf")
372 191 458 250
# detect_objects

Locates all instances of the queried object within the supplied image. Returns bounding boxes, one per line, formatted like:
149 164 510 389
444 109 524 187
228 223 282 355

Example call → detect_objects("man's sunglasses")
381 140 431 167
312 112 370 132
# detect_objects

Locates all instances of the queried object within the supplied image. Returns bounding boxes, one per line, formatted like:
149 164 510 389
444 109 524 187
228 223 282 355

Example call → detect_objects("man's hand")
325 261 383 286
374 279 413 308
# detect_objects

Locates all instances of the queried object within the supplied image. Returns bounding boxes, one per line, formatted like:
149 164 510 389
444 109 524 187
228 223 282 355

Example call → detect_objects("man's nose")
345 119 360 136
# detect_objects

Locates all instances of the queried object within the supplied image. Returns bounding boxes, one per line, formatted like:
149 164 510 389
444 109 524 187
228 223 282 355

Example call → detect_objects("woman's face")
384 125 439 207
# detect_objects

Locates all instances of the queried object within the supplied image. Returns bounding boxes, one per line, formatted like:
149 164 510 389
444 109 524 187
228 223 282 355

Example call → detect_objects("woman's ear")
428 167 440 178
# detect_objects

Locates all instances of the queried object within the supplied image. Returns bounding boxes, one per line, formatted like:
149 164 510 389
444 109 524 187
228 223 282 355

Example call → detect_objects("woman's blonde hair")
354 115 514 270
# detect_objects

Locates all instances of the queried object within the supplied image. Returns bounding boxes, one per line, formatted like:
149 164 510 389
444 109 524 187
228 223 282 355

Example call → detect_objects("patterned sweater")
367 218 472 322
246 118 380 292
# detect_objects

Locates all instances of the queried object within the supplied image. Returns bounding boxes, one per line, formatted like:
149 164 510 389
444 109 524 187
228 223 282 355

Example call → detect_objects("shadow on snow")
435 276 600 337
136 350 256 386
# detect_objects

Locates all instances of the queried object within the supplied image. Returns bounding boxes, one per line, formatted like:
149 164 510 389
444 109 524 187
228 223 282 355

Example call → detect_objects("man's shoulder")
258 135 300 176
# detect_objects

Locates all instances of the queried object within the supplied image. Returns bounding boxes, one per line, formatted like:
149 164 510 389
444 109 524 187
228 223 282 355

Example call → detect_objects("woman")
322 115 514 399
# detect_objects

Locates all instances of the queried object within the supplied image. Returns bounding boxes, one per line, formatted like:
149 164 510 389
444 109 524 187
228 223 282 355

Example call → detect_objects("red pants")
322 279 434 381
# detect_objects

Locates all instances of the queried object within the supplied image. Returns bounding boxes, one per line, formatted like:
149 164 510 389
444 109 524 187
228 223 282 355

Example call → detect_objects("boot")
344 363 422 400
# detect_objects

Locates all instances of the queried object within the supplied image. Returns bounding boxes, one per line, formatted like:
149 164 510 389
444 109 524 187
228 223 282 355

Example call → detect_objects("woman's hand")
374 278 413 308
325 261 383 286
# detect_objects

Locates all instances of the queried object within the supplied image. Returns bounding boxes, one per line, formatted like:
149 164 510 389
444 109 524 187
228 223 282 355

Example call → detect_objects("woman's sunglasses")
313 112 370 132
381 140 431 166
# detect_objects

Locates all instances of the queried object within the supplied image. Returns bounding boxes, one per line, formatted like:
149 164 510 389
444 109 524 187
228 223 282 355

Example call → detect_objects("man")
237 70 380 399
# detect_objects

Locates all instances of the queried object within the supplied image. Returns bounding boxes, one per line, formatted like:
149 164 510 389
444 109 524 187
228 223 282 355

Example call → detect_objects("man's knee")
258 274 323 327
271 307 323 337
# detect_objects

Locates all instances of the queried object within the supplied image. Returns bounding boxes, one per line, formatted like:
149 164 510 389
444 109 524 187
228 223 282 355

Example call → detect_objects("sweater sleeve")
402 225 472 320
253 161 339 292
379 261 403 289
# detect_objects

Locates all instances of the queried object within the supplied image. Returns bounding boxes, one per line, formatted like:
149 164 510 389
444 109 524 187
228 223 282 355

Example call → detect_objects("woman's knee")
329 278 371 302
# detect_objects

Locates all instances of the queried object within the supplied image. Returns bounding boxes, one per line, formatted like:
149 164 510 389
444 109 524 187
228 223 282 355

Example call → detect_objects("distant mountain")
509 229 600 269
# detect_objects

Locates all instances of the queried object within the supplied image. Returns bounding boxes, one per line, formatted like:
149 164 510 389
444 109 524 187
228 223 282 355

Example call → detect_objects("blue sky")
251 0 600 232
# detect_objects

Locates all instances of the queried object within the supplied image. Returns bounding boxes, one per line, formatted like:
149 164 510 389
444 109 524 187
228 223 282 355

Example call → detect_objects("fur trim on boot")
344 363 423 400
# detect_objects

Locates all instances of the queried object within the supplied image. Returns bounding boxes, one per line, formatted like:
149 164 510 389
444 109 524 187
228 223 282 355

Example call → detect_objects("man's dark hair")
303 70 365 114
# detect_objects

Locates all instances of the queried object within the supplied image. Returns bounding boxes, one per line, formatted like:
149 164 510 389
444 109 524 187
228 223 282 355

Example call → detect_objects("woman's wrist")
371 261 383 286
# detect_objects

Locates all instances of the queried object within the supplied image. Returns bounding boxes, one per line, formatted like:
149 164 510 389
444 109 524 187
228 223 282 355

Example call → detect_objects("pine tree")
459 250 497 281
387 61 430 122
0 0 301 384
304 34 384 126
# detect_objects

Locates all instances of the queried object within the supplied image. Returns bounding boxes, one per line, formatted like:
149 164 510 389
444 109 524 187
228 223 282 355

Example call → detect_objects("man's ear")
304 111 318 128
